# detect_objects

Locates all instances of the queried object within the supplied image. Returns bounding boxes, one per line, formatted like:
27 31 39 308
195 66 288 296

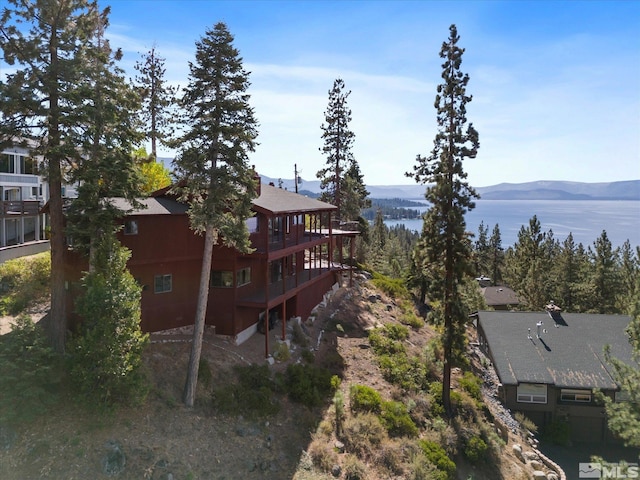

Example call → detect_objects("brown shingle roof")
252 184 337 214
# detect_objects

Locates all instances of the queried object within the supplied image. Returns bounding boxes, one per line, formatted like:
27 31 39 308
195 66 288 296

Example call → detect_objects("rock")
529 459 543 470
547 473 559 480
331 464 342 477
334 440 345 453
102 440 126 476
523 450 539 462
512 444 525 463
532 471 547 480
368 295 378 303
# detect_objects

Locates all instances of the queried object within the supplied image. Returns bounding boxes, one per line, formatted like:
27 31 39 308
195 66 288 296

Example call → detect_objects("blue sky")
8 0 640 187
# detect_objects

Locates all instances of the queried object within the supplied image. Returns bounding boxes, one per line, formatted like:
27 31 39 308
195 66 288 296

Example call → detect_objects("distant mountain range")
157 158 639 201
261 177 640 201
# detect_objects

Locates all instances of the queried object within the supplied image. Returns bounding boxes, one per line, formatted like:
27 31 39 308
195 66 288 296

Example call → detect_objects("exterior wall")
505 385 618 443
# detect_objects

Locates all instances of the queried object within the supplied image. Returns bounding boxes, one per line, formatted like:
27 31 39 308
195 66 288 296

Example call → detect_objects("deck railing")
0 200 41 217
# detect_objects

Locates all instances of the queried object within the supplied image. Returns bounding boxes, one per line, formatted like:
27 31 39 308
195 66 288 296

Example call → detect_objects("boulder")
512 444 525 463
532 471 547 480
102 440 126 476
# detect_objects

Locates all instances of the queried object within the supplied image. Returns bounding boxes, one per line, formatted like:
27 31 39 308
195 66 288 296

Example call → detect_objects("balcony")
0 201 41 218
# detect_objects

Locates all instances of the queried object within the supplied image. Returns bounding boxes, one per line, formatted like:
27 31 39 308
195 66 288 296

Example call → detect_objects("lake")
383 200 640 249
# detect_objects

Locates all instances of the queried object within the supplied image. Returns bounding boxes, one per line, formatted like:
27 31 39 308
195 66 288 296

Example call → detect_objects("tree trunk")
183 223 215 407
48 162 66 354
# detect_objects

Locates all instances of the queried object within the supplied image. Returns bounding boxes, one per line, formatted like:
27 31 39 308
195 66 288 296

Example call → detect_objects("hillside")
0 274 550 480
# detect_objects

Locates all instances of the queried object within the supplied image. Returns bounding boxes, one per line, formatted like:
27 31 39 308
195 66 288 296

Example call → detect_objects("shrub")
334 390 345 436
371 272 408 299
514 411 539 434
350 384 382 414
418 440 456 480
458 371 482 402
464 435 488 463
342 413 388 457
384 323 410 340
273 341 290 361
291 320 310 348
68 236 148 408
380 401 418 438
212 364 280 418
278 363 332 407
369 329 405 356
301 349 315 364
0 315 60 424
0 252 50 315
343 454 367 480
400 311 423 329
308 435 339 472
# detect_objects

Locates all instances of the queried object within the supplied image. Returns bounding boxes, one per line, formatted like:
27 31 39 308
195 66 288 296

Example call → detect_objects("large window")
236 267 251 287
154 274 172 294
560 389 591 403
0 154 15 173
211 270 233 288
517 383 547 404
20 156 37 175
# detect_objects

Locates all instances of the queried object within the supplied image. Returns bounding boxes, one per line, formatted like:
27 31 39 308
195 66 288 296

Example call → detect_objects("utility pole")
294 163 299 193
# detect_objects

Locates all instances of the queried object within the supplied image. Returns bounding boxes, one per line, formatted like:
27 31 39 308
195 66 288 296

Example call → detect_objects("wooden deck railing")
0 201 41 217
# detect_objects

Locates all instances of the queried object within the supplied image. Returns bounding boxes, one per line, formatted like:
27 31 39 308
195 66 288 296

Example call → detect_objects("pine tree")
65 18 144 265
488 224 504 285
172 22 258 407
0 0 113 353
602 286 640 447
406 25 479 415
474 221 490 278
317 78 368 221
134 45 177 160
588 230 620 313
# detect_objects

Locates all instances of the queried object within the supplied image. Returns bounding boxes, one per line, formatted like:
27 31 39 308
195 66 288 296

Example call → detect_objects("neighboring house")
476 309 634 443
480 285 520 310
0 141 45 249
64 180 354 352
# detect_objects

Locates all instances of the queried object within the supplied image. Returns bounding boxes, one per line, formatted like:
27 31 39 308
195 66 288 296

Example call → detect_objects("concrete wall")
0 240 49 263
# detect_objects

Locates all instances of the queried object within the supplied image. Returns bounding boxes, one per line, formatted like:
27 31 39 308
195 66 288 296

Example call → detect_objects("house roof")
113 183 336 217
252 184 337 215
109 197 188 215
478 310 634 390
481 286 520 306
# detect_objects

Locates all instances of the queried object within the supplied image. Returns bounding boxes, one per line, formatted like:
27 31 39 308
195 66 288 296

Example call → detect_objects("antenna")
536 321 543 339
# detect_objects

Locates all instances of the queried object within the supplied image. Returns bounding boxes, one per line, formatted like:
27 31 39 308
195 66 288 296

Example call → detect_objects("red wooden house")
64 180 351 351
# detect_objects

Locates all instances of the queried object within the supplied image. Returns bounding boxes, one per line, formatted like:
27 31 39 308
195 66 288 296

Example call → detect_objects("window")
560 389 591 403
517 383 547 404
124 220 138 235
270 260 283 283
246 216 258 233
20 156 37 175
211 270 233 288
236 267 251 286
269 216 282 242
154 274 172 293
0 154 15 173
31 187 38 198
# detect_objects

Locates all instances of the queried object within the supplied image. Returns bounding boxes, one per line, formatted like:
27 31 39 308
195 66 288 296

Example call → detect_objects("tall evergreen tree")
504 216 551 310
317 78 368 221
488 223 504 285
474 221 490 278
406 25 479 415
133 45 177 160
172 22 258 407
65 19 144 265
588 230 620 313
618 240 639 312
0 0 113 353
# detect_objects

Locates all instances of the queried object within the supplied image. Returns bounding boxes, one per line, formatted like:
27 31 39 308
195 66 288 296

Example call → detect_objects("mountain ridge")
259 176 640 201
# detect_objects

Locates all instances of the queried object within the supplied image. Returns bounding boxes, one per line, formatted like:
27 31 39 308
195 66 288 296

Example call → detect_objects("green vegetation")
0 252 50 315
0 315 60 425
418 440 456 480
350 384 382 414
212 364 280 418
277 363 334 408
68 235 149 408
380 400 418 438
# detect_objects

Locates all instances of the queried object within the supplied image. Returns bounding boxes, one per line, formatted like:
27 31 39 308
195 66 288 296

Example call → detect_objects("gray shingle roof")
478 310 634 389
481 286 520 306
253 184 337 214
109 197 188 215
